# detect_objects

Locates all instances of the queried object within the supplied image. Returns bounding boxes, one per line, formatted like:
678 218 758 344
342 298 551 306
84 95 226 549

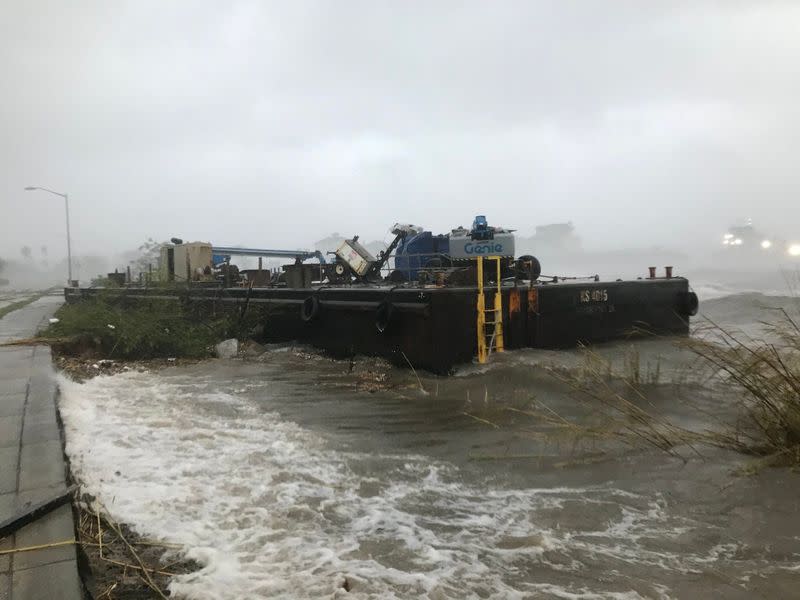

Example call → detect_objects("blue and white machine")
394 216 516 279
448 216 516 259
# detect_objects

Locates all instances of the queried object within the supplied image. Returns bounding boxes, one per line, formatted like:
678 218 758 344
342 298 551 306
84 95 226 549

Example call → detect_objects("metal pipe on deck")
212 246 326 263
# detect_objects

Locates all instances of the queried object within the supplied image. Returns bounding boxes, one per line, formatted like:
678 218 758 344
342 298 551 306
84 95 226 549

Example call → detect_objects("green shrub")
42 296 244 359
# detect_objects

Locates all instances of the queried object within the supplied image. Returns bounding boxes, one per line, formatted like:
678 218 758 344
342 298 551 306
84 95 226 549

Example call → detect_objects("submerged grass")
687 309 800 466
542 349 706 460
534 302 800 469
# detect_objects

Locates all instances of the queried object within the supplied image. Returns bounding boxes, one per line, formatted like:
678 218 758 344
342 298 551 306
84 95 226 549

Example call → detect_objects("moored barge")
66 216 698 373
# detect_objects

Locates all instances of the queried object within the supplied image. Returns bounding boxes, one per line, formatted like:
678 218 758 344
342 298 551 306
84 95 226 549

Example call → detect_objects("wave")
57 370 794 599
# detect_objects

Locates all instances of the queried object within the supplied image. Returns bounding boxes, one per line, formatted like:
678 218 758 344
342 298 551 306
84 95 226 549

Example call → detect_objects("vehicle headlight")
789 244 800 257
761 240 772 249
733 238 743 245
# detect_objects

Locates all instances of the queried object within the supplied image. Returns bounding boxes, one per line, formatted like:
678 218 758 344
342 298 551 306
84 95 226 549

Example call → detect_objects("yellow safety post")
476 256 488 363
494 256 504 353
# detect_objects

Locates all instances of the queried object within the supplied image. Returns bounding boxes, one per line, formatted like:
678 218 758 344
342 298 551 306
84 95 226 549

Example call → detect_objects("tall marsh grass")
540 304 800 468
688 309 800 464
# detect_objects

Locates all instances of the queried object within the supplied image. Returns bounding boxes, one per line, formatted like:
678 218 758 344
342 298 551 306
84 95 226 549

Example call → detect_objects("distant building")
532 222 581 248
515 222 582 255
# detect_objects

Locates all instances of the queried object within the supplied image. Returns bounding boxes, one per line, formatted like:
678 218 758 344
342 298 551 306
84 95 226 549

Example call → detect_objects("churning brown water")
59 279 800 599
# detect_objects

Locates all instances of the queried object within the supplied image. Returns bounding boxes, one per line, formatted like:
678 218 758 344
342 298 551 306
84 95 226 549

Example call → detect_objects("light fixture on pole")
24 186 73 285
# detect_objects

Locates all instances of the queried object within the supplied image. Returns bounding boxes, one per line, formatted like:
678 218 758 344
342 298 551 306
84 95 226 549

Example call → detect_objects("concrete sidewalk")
0 295 82 600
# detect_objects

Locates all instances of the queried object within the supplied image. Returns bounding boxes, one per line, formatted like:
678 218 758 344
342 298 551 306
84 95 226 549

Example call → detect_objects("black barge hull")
65 278 695 374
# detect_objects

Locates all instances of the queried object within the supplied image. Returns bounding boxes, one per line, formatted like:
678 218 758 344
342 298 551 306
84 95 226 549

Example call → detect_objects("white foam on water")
58 371 764 599
697 285 794 302
690 282 742 301
522 585 659 600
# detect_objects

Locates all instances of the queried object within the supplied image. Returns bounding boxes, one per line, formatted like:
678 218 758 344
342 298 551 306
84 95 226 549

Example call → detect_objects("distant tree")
40 245 48 257
314 233 344 253
0 257 6 274
128 238 167 275
21 246 32 260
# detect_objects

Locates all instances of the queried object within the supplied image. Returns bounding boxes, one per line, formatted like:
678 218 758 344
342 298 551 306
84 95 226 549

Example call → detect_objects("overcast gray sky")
2 0 799 263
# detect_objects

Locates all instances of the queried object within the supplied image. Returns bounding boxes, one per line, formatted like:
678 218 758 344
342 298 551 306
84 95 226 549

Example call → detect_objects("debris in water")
73 494 200 599
215 338 239 359
54 355 200 382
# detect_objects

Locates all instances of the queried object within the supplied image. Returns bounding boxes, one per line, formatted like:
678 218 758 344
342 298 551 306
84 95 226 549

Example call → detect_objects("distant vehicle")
720 220 800 258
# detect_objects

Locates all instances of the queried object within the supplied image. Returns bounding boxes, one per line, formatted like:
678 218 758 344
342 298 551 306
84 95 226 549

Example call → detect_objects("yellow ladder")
476 256 504 364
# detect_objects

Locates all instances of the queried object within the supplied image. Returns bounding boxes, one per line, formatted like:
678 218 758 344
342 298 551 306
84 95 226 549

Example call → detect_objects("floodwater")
58 271 800 600
0 290 31 310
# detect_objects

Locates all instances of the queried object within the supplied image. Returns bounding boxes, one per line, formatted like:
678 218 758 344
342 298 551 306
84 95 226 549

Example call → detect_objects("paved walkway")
0 295 82 599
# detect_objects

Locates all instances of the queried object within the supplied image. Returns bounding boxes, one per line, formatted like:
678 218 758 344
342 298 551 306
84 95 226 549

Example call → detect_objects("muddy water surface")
58 287 800 599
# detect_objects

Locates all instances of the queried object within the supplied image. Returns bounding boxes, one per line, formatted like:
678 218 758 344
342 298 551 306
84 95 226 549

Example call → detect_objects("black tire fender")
516 255 542 281
375 300 395 333
300 296 321 322
678 291 699 316
388 270 407 283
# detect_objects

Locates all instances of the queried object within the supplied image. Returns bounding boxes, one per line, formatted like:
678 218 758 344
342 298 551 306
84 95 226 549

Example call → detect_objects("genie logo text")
463 242 504 255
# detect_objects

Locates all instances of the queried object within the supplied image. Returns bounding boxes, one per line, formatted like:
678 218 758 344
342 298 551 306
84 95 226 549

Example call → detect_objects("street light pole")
64 192 73 284
24 186 73 285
